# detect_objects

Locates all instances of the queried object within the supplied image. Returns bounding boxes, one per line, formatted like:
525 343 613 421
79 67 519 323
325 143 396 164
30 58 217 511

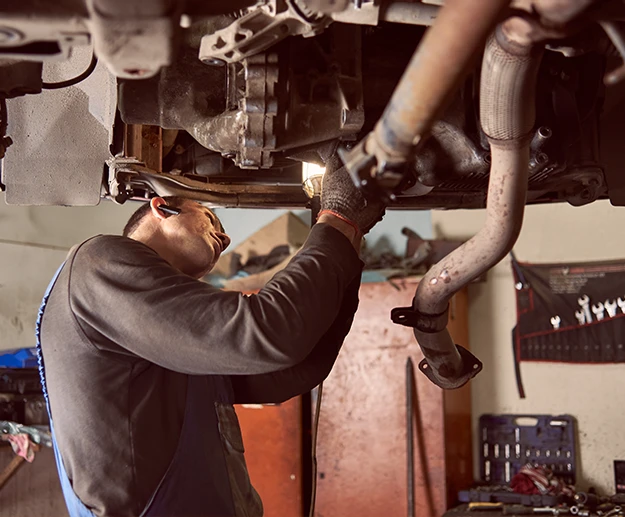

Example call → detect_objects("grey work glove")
320 165 386 235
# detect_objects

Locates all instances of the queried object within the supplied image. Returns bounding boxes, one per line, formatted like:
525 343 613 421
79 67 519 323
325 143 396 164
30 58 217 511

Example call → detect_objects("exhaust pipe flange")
392 302 483 389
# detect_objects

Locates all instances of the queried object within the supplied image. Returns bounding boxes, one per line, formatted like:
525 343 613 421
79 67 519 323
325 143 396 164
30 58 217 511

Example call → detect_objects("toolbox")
478 414 577 485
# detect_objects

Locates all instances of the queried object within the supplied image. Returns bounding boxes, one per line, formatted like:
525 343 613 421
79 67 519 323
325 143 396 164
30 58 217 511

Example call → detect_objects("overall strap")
36 262 66 415
35 261 98 517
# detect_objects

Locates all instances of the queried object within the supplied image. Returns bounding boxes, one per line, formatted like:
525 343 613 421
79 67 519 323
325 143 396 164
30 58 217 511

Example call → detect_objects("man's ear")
150 197 168 221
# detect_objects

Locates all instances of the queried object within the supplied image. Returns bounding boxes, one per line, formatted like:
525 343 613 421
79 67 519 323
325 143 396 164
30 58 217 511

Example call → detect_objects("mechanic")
36 165 385 517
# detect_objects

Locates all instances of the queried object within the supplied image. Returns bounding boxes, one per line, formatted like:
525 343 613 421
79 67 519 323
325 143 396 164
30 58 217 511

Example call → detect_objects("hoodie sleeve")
69 224 362 375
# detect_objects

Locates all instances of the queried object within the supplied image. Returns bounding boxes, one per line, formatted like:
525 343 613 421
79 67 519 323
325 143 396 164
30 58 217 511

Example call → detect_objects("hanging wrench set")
510 256 625 397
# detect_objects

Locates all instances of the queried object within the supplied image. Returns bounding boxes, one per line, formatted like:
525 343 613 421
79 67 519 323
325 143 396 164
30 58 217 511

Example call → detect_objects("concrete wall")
432 199 625 494
0 196 137 351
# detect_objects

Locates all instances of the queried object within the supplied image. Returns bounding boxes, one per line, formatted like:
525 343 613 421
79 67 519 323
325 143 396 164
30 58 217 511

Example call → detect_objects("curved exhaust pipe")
392 22 544 389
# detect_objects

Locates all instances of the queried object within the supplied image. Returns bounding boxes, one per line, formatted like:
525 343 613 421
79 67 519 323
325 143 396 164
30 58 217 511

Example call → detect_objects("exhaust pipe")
392 21 544 389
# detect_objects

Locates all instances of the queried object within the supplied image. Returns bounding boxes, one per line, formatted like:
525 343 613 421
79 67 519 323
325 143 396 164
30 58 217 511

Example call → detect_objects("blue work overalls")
36 263 261 517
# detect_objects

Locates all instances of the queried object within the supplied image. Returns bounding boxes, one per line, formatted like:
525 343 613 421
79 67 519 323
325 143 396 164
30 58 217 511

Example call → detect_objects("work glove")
320 164 386 235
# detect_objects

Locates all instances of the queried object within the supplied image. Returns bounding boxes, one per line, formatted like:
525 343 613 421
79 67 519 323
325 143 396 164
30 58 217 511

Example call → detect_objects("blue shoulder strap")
36 262 66 414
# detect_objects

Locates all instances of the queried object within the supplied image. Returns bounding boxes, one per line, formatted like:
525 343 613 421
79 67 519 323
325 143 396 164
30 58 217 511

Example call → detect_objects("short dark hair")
122 196 188 237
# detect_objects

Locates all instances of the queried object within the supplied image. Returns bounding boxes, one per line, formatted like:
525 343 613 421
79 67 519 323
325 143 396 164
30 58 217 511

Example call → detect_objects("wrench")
550 316 561 330
575 310 586 325
592 302 606 321
605 299 618 318
578 295 592 323
618 297 625 314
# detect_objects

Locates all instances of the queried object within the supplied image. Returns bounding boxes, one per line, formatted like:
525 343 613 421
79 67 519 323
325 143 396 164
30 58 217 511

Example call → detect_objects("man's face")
159 200 231 278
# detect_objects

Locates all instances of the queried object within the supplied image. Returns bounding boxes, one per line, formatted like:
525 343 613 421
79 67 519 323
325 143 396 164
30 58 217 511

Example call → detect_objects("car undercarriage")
2 0 625 388
1 0 622 210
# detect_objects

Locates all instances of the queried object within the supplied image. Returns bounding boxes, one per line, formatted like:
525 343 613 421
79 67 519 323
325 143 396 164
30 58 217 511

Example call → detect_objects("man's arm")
229 275 361 404
69 224 362 376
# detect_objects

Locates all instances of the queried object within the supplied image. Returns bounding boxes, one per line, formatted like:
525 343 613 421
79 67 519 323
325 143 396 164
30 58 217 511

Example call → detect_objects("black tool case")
478 414 577 485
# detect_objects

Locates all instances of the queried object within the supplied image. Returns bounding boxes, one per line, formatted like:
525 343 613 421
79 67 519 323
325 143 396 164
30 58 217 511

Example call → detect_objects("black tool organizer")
479 414 577 486
511 256 625 397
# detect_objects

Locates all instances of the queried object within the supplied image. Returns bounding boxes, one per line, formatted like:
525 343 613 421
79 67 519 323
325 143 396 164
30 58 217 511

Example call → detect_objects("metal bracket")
391 300 482 389
391 299 449 334
199 0 330 65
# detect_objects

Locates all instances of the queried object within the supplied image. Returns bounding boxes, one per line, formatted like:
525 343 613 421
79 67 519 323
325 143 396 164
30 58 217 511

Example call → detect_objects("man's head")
123 196 231 279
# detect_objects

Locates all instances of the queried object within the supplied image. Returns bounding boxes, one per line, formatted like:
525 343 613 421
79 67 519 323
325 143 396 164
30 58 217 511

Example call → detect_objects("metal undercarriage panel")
0 0 622 209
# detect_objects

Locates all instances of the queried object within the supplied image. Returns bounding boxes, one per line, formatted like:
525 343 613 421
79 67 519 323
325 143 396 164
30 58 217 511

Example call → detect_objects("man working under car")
36 165 385 517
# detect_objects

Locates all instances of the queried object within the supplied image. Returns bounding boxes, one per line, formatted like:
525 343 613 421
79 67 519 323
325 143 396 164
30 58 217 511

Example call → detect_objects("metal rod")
370 0 510 161
309 383 323 517
406 357 415 517
114 164 490 209
380 2 439 26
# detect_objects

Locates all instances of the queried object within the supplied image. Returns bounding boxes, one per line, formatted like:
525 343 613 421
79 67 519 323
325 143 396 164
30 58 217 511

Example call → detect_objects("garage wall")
215 208 432 256
432 199 625 494
0 196 137 351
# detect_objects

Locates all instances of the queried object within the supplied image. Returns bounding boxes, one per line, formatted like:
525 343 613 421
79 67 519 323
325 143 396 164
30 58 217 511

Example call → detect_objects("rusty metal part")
198 0 329 65
107 159 310 208
124 125 163 172
393 303 450 333
406 357 415 517
107 154 499 209
122 24 363 170
240 53 278 168
413 121 489 188
530 126 553 153
404 145 532 389
392 22 544 390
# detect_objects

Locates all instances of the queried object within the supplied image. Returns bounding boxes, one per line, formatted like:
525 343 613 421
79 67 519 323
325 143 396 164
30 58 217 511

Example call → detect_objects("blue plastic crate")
0 348 38 368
